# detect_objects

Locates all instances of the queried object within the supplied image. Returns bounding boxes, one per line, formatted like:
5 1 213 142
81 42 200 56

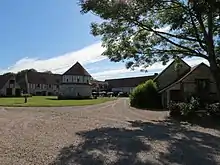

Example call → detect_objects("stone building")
155 59 218 107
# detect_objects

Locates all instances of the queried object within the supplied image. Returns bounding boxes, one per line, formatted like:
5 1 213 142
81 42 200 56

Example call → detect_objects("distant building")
105 74 157 94
26 71 61 96
91 79 108 92
16 70 61 96
59 62 92 99
0 74 21 96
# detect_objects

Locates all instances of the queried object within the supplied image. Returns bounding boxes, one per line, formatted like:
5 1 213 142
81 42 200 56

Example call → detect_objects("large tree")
79 0 220 102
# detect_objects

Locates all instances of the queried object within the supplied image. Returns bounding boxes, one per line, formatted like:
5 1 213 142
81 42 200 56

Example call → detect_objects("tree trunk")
210 62 220 104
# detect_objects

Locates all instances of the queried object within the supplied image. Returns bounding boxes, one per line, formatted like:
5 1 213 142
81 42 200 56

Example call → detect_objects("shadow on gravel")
167 115 220 131
50 119 220 165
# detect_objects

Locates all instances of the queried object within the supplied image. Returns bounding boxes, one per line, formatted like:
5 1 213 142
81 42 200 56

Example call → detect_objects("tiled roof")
105 75 156 88
63 62 91 76
27 71 61 84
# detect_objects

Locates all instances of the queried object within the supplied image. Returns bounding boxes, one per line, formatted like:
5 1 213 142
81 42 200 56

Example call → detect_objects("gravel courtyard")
0 98 220 165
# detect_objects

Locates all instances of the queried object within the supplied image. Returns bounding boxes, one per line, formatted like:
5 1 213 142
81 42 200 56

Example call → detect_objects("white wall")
62 75 91 84
28 83 59 95
60 84 92 97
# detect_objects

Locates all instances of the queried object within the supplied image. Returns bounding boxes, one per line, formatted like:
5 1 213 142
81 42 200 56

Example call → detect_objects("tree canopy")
79 0 220 101
80 0 219 67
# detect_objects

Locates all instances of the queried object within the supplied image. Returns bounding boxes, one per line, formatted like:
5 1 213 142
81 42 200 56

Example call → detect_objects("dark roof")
0 74 14 89
105 75 156 88
63 62 91 76
27 71 61 84
159 63 208 93
154 58 191 81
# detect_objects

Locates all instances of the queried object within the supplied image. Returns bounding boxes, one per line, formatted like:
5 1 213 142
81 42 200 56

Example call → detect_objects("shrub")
206 103 220 117
130 79 161 109
168 101 181 117
168 97 199 118
182 97 199 116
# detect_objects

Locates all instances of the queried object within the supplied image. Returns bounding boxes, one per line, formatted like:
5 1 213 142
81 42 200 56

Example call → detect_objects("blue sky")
0 0 207 80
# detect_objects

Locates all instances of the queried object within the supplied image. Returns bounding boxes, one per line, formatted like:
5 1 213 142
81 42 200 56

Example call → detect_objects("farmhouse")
59 62 92 99
154 59 218 107
26 71 61 96
16 70 61 96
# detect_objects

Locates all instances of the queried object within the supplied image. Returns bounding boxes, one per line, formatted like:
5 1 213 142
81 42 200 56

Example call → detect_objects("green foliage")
168 97 199 118
130 79 161 109
79 0 220 69
206 103 220 117
80 0 220 103
168 101 182 117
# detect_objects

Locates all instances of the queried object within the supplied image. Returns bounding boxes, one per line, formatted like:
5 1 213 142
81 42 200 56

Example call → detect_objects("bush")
206 103 220 117
168 97 199 118
183 97 199 117
130 79 161 109
168 101 182 117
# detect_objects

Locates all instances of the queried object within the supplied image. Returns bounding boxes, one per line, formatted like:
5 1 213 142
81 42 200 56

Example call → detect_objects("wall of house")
59 84 92 97
0 77 20 96
183 64 217 94
155 61 190 90
62 75 91 84
28 83 59 95
161 83 181 107
162 64 218 107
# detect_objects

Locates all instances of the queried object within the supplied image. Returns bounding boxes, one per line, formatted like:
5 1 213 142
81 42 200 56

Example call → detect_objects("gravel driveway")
0 98 220 165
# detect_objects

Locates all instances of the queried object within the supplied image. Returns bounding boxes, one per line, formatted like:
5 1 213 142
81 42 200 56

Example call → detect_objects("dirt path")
0 98 220 165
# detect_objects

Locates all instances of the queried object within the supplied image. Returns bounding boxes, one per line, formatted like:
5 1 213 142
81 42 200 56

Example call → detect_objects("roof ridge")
63 62 91 76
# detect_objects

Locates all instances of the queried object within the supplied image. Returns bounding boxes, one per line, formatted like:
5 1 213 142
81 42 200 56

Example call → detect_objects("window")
9 80 15 84
66 79 69 82
37 84 40 88
196 79 210 91
49 84 52 88
57 85 59 89
77 77 80 82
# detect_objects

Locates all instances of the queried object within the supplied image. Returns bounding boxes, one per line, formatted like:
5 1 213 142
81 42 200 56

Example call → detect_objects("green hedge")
130 79 161 109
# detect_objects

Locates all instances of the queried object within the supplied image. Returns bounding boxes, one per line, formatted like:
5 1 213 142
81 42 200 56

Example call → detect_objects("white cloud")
92 57 209 80
0 40 209 81
1 42 106 74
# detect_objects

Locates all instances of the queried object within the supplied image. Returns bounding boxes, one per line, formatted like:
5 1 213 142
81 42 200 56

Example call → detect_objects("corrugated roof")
63 62 91 76
105 75 156 88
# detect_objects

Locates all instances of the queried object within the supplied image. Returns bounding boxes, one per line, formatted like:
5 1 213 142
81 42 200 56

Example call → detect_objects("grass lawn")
0 96 115 107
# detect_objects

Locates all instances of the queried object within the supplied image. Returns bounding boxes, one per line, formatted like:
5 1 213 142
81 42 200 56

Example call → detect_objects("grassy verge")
0 96 115 107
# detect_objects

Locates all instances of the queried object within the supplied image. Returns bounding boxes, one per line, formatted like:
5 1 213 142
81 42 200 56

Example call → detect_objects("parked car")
117 92 129 97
